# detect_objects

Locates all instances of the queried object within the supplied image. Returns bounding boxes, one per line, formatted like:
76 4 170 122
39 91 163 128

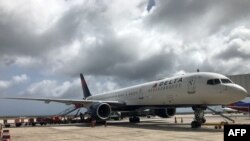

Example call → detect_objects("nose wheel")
191 106 207 128
129 117 140 123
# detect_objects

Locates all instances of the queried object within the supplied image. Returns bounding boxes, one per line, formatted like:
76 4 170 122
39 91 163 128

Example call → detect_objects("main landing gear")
191 106 207 128
129 117 140 123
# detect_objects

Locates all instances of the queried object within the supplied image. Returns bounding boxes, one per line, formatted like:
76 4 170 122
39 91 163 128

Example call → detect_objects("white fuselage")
87 72 248 106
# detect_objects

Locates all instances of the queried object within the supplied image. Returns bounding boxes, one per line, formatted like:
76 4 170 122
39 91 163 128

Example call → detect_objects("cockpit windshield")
207 79 220 85
207 78 233 85
221 79 232 84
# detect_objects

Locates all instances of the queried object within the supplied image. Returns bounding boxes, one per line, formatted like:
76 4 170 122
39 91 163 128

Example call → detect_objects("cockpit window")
214 79 220 84
221 79 232 83
207 79 221 85
207 80 213 85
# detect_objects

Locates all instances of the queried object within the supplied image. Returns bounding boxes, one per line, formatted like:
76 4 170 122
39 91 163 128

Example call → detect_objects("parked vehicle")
28 118 36 126
3 120 10 128
1 134 11 141
15 118 22 127
2 130 9 134
36 117 49 126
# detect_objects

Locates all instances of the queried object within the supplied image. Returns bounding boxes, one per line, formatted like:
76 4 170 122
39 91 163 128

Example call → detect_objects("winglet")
80 73 91 99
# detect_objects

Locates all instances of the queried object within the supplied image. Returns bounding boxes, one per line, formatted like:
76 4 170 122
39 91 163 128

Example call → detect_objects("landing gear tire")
129 118 133 123
201 118 206 124
129 117 140 123
136 117 140 122
191 121 201 128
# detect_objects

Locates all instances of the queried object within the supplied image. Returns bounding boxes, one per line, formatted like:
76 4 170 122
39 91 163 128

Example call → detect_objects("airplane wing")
2 97 125 107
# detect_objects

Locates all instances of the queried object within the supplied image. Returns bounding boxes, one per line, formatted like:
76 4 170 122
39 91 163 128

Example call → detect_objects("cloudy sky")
0 0 250 116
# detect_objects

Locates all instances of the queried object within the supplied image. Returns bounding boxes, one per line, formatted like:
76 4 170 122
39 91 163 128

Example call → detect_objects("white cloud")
0 74 29 90
24 79 81 98
227 26 250 54
22 76 120 98
229 26 250 41
13 74 28 83
0 81 11 89
94 78 119 94
0 0 67 33
26 80 63 97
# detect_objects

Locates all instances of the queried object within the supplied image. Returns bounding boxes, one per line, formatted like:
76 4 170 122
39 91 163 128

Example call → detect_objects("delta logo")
152 78 183 88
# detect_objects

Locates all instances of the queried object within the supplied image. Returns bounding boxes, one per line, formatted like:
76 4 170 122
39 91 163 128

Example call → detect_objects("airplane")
226 101 250 113
2 72 248 128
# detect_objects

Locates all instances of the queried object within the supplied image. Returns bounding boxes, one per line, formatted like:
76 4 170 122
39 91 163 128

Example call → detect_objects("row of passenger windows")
98 83 183 99
148 83 182 92
101 91 138 99
207 79 232 85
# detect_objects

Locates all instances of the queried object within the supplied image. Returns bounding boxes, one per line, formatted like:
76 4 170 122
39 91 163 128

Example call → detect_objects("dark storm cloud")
210 0 250 32
0 1 110 57
108 50 176 80
1 0 250 116
147 0 155 12
0 0 250 96
59 35 136 76
0 10 66 56
2 57 16 66
145 0 250 34
0 15 47 56
217 43 250 60
60 32 178 81
145 0 212 29
0 0 188 81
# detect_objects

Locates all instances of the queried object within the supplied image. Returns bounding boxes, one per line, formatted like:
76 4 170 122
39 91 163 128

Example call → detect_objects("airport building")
228 74 250 94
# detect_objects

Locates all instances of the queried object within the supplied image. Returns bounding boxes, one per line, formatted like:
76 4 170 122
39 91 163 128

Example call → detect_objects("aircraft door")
187 77 196 94
167 94 174 104
138 88 144 103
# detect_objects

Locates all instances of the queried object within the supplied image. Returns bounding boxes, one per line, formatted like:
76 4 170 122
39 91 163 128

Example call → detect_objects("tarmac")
1 114 250 141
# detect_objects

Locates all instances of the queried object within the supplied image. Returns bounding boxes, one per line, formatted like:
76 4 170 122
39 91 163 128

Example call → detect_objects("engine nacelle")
154 108 176 118
88 103 112 120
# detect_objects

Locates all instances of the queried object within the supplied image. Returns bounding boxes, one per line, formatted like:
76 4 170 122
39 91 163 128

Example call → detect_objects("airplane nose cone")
222 84 248 104
242 88 248 96
236 85 248 98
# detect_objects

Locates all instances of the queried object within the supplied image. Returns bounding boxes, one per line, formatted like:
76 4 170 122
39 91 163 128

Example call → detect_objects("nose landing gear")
191 106 207 128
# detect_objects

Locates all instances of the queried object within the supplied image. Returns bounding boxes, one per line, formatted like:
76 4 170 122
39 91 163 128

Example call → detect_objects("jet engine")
88 103 112 120
154 108 176 118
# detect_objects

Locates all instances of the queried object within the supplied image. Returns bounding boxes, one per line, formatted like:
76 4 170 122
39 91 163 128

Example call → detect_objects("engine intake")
89 103 112 120
154 108 176 118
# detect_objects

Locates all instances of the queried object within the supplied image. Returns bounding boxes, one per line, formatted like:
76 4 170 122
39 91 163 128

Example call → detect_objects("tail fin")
80 73 91 99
